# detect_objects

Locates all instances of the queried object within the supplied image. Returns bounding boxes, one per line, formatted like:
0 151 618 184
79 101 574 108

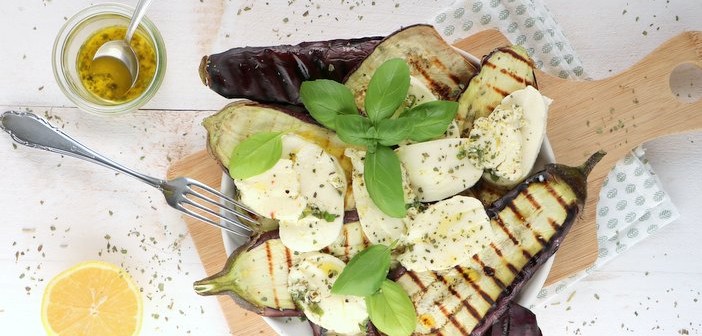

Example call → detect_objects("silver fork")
1 111 255 237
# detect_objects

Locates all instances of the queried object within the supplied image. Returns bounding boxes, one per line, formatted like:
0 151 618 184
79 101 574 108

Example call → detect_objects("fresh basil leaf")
228 132 283 179
401 100 459 142
300 79 358 130
365 58 411 123
364 146 407 218
331 244 391 296
376 118 413 146
367 280 417 336
335 114 377 147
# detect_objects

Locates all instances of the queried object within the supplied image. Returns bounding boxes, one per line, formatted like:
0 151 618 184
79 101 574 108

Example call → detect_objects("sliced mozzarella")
398 196 491 272
280 143 346 252
482 86 550 187
466 102 524 182
345 148 417 245
280 141 346 252
235 134 345 252
396 138 483 202
235 158 304 221
287 253 368 335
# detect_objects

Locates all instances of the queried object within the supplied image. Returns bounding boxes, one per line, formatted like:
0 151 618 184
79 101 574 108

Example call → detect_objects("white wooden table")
1 0 700 334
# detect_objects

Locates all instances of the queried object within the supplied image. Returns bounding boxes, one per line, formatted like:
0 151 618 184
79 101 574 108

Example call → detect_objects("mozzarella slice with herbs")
236 134 345 252
466 101 524 181
287 253 368 335
280 140 346 252
235 158 304 222
396 138 483 202
473 85 550 187
345 148 418 245
398 196 492 272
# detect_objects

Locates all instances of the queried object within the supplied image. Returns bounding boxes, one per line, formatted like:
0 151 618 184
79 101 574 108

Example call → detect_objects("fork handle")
1 111 164 188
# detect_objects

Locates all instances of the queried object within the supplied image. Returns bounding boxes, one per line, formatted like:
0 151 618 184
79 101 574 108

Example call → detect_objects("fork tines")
178 178 257 237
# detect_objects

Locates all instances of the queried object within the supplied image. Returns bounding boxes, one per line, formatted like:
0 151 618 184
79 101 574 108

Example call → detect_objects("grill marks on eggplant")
456 266 495 305
489 243 519 276
396 162 588 335
344 24 478 111
406 54 466 102
482 60 534 87
320 221 370 263
456 45 536 136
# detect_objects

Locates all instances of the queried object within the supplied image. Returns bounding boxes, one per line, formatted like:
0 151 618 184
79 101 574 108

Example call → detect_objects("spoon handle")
125 0 155 42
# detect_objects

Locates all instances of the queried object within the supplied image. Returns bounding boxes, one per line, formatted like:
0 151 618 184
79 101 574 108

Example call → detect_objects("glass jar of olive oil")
53 4 166 115
77 26 157 102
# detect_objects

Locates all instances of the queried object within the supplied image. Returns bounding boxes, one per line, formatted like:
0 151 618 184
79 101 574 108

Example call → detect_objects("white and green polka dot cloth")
433 0 587 79
432 0 679 306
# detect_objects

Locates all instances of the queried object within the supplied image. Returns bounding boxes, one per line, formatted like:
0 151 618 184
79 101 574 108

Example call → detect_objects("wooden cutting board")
167 30 702 335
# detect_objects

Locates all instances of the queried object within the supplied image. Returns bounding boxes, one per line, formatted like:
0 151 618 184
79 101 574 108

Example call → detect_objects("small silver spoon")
92 0 154 88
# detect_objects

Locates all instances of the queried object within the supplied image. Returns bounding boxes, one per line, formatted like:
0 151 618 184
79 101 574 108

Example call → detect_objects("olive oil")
77 26 156 103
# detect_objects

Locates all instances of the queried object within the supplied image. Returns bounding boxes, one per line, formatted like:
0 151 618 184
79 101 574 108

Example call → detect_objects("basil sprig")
228 131 283 179
332 243 416 336
331 244 391 296
365 58 411 123
401 100 459 142
365 146 406 217
300 79 358 130
300 58 458 218
367 280 417 336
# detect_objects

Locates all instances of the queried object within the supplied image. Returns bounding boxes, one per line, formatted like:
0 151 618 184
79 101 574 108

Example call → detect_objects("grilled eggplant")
193 231 301 316
203 100 357 211
344 24 479 112
462 180 511 208
200 36 383 105
393 151 605 335
193 222 370 315
456 46 536 136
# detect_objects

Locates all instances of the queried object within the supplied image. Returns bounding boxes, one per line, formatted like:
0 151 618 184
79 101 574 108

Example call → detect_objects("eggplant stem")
193 282 216 294
578 150 606 177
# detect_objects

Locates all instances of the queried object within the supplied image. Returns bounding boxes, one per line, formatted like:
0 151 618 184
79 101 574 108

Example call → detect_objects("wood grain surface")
167 29 702 335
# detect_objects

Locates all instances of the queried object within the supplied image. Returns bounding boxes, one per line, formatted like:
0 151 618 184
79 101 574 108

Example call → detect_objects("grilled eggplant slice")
456 46 536 136
203 100 357 211
463 180 511 208
193 231 301 315
193 222 370 315
394 151 605 335
344 24 479 111
200 36 383 105
321 221 372 263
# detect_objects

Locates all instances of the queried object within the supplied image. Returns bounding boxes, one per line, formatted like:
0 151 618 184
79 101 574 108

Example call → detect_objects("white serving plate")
219 48 556 334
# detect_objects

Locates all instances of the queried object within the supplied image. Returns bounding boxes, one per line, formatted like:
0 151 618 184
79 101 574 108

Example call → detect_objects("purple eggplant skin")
200 36 382 105
486 303 542 336
309 320 376 336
